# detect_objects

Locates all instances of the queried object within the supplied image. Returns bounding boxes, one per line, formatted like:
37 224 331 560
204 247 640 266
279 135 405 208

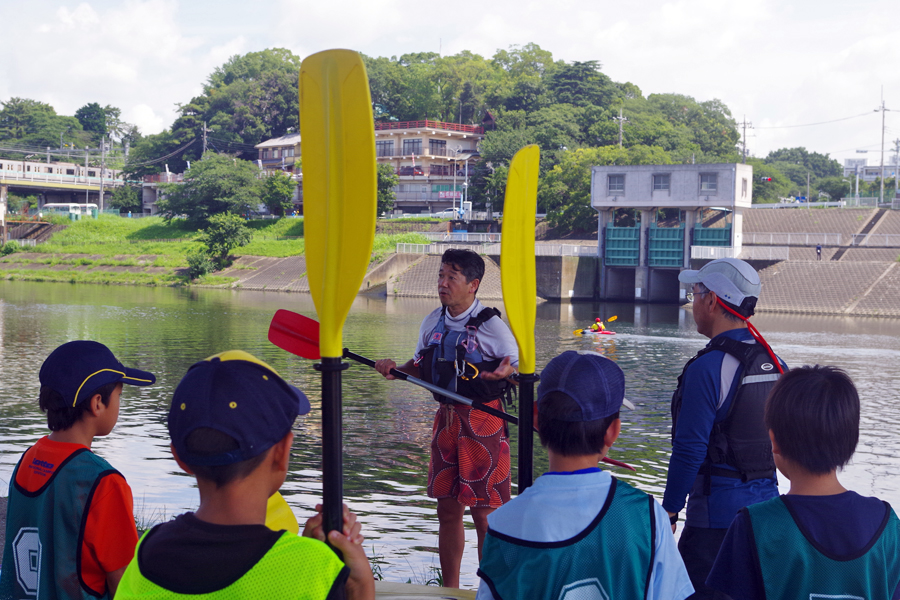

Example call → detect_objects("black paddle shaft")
517 373 540 492
342 348 518 425
315 357 348 558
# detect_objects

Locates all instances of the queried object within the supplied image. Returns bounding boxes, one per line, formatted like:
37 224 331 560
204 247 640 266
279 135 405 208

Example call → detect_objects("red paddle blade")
602 456 636 472
268 309 321 360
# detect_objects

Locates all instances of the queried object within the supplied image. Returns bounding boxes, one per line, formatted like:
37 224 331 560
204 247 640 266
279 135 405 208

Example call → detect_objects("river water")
1 281 899 587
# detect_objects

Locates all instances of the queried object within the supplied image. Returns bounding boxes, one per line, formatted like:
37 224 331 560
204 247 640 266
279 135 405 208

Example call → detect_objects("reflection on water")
2 282 900 587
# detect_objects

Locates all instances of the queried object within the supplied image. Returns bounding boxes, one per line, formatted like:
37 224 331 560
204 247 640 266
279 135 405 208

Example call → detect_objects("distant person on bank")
0 341 156 599
663 258 786 599
375 249 518 588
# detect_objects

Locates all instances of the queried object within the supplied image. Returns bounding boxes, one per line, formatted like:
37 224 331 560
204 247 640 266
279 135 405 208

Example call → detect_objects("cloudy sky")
2 0 898 166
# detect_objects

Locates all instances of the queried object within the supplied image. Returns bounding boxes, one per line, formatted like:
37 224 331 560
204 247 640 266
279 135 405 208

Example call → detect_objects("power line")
124 138 198 167
755 112 875 129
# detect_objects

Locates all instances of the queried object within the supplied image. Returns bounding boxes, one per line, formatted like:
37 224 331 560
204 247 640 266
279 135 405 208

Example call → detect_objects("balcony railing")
375 120 484 134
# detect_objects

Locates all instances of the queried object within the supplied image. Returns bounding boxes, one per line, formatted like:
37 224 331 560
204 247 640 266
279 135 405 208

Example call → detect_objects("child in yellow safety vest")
115 351 375 600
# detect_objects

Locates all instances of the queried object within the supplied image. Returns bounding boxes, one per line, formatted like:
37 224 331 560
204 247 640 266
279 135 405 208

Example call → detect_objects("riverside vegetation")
0 214 429 287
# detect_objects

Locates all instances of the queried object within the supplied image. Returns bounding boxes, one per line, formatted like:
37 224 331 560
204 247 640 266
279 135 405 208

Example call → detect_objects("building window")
272 149 280 159
653 174 670 191
429 139 447 156
376 140 394 157
285 148 294 157
700 173 717 192
608 174 625 194
402 138 422 155
742 178 748 197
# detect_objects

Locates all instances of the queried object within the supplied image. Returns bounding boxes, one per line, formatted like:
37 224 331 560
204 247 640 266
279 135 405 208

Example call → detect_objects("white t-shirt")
413 299 520 367
476 469 694 600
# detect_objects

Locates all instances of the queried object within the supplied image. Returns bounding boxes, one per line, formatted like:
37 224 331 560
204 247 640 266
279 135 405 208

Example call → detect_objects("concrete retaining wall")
534 256 598 301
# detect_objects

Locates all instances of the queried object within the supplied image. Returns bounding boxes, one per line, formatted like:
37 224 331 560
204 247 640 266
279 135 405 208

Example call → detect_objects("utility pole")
614 108 628 148
84 148 90 206
739 116 753 163
894 138 900 198
202 122 210 155
99 137 106 211
874 95 892 205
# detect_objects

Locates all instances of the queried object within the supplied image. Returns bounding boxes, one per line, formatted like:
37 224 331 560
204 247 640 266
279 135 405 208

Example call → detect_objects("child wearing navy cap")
115 350 375 600
476 350 693 600
707 366 900 599
0 340 157 599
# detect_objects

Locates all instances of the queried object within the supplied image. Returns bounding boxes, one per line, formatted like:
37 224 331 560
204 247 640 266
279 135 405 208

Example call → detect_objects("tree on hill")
75 103 107 137
157 153 262 224
747 158 792 203
260 170 297 216
377 163 399 214
0 97 89 153
200 212 252 264
108 184 143 213
548 61 620 108
539 145 672 234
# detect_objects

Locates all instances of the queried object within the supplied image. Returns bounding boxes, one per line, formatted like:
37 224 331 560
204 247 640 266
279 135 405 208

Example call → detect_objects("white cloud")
1 0 897 166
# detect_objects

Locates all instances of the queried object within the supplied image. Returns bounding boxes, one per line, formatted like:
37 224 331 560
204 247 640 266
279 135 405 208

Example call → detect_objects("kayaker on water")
375 249 518 589
665 258 785 599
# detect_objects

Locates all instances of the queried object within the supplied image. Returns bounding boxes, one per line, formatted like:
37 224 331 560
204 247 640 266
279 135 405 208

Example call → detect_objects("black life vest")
671 336 782 492
416 306 512 404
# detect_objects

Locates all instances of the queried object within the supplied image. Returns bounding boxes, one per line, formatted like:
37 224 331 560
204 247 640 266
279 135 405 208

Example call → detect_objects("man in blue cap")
0 340 156 599
664 258 785 599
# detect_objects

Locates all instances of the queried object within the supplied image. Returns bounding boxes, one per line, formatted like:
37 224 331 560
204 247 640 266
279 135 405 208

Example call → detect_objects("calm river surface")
1 281 899 587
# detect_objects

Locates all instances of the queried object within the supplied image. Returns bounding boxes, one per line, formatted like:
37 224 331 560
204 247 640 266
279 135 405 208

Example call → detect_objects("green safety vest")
115 529 346 599
0 447 118 600
477 478 656 600
748 496 900 600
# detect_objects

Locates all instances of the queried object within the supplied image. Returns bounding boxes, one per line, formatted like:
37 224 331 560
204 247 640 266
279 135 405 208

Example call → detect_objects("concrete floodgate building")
592 163 754 303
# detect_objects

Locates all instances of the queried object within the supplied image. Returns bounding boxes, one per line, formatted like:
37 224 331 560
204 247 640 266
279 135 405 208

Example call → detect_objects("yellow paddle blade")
607 315 618 322
300 49 377 358
265 491 300 534
500 145 540 375
573 329 583 335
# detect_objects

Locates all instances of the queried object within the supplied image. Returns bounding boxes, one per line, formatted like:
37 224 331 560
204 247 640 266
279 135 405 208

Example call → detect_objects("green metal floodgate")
605 226 639 266
694 224 732 246
649 224 684 267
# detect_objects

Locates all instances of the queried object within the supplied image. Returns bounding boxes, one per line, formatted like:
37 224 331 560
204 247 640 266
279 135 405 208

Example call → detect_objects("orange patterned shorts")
427 400 511 508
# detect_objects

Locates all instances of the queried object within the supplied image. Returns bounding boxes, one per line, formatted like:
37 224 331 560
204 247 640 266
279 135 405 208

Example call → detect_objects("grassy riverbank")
0 215 429 286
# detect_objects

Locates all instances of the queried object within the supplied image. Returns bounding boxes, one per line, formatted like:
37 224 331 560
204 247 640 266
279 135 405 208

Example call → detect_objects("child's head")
38 340 156 431
536 351 633 456
765 365 859 475
168 350 310 488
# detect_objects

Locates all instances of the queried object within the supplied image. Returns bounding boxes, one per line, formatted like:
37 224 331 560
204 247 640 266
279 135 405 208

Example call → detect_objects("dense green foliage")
200 212 252 263
261 170 297 216
108 185 143 213
157 153 263 223
377 162 400 214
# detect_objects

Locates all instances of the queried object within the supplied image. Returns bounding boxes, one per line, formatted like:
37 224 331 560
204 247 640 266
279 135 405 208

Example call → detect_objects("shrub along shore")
0 215 430 287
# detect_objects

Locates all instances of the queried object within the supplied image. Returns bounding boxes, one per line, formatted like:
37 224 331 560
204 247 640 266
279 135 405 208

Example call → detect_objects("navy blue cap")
538 351 633 422
168 350 311 466
40 340 156 407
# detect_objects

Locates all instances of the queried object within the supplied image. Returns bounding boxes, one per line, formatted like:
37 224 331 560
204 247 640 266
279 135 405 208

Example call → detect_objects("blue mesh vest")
0 447 119 599
477 478 656 600
748 496 900 599
115 530 345 599
417 306 511 403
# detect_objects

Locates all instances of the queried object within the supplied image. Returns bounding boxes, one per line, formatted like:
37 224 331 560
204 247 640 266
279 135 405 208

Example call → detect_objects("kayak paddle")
268 309 519 425
299 49 377 543
500 144 540 492
574 315 618 335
